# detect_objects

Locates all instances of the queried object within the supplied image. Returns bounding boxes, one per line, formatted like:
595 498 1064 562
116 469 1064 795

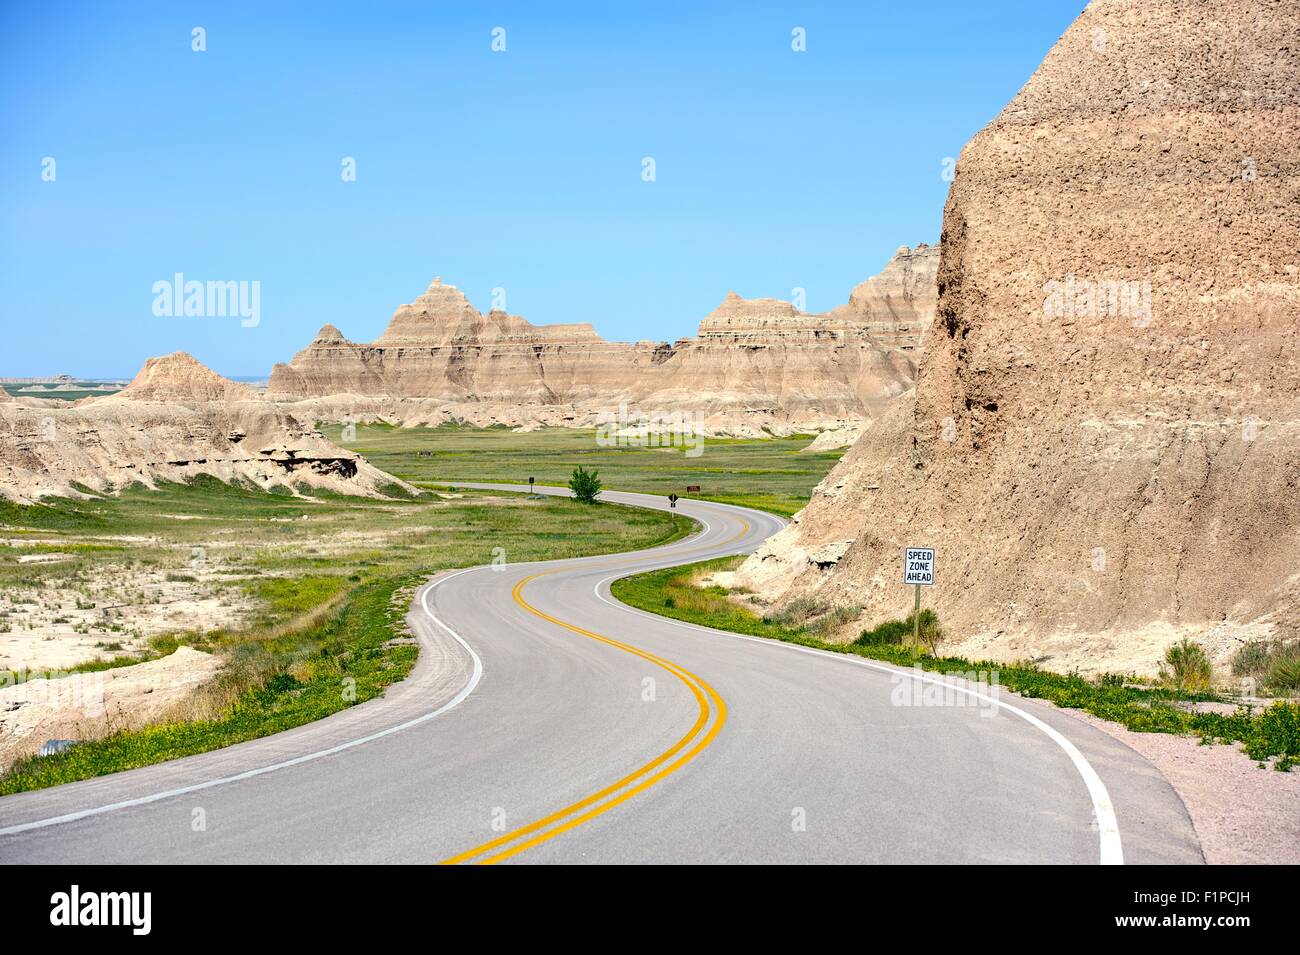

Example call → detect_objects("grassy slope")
612 557 1300 770
320 422 844 518
0 478 691 793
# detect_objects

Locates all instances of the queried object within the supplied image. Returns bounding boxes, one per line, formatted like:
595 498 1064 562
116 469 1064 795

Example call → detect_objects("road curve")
0 485 1202 864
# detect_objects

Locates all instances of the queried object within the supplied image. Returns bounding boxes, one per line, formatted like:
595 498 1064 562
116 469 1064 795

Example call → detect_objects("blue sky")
0 1 1084 378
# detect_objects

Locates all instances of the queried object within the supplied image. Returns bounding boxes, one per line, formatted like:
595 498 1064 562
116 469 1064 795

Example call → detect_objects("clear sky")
0 1 1085 378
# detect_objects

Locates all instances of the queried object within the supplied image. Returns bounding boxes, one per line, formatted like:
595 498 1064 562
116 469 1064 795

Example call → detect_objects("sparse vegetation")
1233 639 1300 696
0 476 693 794
762 596 829 628
855 608 946 653
612 556 1300 770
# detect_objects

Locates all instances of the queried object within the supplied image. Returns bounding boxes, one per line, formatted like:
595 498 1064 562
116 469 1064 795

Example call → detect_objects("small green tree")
568 465 602 504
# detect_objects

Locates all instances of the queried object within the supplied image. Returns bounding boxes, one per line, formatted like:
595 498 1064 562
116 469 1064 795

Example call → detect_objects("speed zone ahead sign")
903 548 935 585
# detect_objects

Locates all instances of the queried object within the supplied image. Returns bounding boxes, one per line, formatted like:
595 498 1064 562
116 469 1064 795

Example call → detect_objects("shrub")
907 608 945 654
856 609 944 654
762 597 828 628
1232 640 1273 677
1231 639 1300 697
807 605 862 636
568 466 602 504
856 618 907 647
1266 654 1300 695
1161 637 1213 692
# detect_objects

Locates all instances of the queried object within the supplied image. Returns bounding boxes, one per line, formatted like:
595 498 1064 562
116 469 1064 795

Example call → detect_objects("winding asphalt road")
0 485 1203 864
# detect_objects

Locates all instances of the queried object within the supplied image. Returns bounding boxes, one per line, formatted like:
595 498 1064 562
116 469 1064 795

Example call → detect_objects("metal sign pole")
913 582 921 646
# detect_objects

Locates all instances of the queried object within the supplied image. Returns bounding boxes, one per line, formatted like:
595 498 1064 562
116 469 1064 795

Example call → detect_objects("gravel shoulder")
1062 708 1300 864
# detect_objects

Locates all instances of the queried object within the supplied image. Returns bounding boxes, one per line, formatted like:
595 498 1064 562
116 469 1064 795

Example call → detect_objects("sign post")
528 475 536 498
902 547 936 646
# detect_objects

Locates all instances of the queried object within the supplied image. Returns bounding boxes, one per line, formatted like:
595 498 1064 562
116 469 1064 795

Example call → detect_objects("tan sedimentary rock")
800 425 867 453
0 352 413 503
0 647 221 770
644 291 916 424
110 351 259 404
736 0 1300 677
268 259 934 433
842 243 940 352
271 279 643 405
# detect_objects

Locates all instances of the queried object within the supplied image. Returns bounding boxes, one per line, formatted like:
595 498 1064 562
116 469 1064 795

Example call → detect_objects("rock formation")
840 243 940 352
0 353 412 503
639 289 916 429
737 0 1300 676
268 253 936 435
270 278 641 405
111 351 259 404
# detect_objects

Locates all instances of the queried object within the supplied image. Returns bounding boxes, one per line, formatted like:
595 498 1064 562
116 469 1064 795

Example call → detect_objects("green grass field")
0 477 691 793
319 423 844 518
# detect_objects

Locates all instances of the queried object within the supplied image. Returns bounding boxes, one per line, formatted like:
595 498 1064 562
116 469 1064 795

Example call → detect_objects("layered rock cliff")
0 353 412 503
642 291 916 427
269 279 646 406
267 251 936 434
842 243 940 352
736 0 1300 676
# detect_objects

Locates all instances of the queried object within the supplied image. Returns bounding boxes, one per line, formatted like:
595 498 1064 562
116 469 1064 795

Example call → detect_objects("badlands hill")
838 243 939 352
738 0 1300 676
0 352 411 503
267 246 937 436
110 351 259 404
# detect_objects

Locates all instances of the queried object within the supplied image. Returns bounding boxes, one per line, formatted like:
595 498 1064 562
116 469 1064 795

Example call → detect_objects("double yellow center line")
439 517 748 865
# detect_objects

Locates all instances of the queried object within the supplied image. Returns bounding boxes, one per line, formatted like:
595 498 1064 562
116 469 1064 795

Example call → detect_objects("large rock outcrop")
112 351 259 404
634 290 916 428
737 0 1300 676
269 279 649 406
0 353 412 503
267 254 935 435
841 243 940 352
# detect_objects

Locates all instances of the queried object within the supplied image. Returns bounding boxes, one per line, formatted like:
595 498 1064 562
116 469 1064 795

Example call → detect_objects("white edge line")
591 566 1125 866
0 494 760 839
0 568 485 838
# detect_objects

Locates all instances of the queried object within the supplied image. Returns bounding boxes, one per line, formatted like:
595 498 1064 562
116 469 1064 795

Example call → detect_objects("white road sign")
903 547 935 586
